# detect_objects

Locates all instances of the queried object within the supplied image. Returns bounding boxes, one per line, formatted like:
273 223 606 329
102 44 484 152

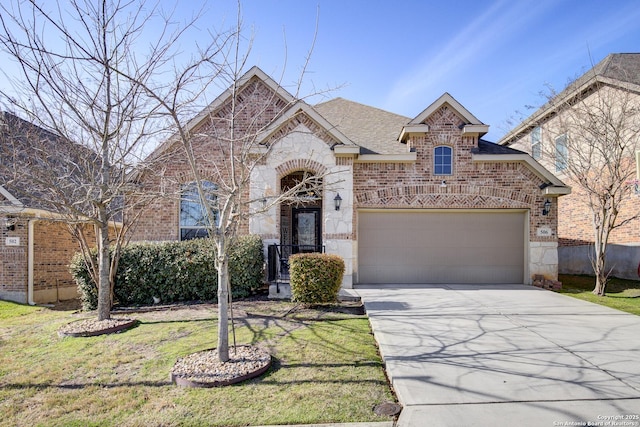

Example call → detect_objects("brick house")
499 53 640 280
131 66 569 290
0 112 86 304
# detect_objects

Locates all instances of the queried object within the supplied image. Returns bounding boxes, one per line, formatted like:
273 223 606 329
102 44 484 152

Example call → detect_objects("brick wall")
506 90 640 247
0 216 28 303
32 220 82 302
353 105 555 242
130 77 286 242
557 181 640 246
0 216 84 304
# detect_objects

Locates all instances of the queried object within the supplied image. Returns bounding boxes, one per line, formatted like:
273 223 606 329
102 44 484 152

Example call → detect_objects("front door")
292 208 322 253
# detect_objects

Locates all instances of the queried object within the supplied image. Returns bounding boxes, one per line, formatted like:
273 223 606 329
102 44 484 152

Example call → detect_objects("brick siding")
131 77 291 242
353 106 555 242
0 216 83 303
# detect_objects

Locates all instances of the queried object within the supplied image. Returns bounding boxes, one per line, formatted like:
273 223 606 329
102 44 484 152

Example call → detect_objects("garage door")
357 210 525 284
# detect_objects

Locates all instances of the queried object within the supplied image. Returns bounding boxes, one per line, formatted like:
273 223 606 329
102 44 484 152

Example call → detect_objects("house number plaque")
5 237 20 246
536 227 553 237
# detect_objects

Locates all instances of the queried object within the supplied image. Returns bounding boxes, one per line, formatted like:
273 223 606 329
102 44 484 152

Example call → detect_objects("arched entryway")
266 171 325 284
279 171 323 254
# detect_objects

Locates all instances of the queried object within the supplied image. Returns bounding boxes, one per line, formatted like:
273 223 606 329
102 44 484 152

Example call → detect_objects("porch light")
542 199 552 216
5 216 16 231
334 193 342 211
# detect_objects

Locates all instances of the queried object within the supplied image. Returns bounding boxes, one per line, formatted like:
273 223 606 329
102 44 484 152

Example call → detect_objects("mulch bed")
58 317 138 337
170 345 271 388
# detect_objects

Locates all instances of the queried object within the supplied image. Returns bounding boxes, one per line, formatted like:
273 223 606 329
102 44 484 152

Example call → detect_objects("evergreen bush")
70 236 264 310
289 253 345 304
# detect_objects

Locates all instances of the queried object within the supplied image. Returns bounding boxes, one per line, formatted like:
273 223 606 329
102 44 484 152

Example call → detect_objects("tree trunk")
591 206 612 297
593 251 606 296
217 250 230 362
96 213 112 320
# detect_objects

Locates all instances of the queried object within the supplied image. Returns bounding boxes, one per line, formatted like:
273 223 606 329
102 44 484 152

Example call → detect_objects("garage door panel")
358 211 525 284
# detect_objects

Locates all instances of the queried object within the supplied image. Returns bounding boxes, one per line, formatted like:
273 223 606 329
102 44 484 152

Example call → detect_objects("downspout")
28 219 35 305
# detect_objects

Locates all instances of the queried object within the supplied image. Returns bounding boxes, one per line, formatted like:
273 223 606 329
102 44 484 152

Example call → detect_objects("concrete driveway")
356 284 640 427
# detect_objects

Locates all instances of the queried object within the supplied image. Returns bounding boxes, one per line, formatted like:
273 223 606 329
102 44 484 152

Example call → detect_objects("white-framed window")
555 134 568 172
434 146 453 175
531 126 541 160
179 181 218 241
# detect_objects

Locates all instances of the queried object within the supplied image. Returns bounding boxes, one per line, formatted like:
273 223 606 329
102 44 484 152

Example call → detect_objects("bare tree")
1 0 337 362
0 0 199 319
117 5 341 361
541 81 640 295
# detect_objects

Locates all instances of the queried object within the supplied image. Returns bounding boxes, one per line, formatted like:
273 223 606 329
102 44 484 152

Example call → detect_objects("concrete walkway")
356 284 640 427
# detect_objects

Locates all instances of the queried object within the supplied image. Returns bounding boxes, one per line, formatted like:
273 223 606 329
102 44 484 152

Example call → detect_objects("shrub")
70 236 264 310
289 253 345 304
69 251 99 311
228 235 265 299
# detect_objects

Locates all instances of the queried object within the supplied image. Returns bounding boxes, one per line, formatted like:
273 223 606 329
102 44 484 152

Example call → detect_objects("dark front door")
292 208 322 253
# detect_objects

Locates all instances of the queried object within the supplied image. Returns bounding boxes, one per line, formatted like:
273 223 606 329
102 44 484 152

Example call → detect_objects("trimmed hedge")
70 235 264 310
289 253 345 304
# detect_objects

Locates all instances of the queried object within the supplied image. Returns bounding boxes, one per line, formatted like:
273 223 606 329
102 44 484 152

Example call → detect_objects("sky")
2 0 640 142
206 0 640 141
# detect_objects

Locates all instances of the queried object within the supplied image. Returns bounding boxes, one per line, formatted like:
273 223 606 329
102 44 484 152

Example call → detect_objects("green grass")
0 300 395 427
559 274 640 316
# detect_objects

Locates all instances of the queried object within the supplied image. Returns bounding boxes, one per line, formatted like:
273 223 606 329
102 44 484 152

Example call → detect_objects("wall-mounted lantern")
5 216 16 231
542 199 552 216
334 193 342 211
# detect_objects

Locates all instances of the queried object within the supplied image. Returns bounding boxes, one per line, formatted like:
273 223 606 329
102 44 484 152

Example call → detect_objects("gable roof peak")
399 93 489 142
410 92 485 126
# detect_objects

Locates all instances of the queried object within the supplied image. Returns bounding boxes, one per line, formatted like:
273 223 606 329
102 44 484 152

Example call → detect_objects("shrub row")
70 235 264 310
289 253 345 304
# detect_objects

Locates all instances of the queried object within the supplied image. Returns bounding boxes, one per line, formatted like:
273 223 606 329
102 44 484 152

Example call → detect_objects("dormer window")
434 146 453 175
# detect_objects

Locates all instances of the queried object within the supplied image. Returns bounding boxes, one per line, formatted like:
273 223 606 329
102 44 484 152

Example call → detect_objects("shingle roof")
0 111 100 212
573 53 640 88
314 98 410 154
472 139 527 155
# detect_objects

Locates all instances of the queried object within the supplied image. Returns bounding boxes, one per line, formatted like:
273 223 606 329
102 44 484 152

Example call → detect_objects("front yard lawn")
0 299 395 427
559 274 640 316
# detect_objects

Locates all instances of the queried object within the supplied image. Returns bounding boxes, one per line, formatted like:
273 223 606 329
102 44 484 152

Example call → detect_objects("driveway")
356 284 640 427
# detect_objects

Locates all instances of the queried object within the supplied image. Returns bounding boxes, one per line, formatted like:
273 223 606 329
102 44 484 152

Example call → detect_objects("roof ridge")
315 97 411 121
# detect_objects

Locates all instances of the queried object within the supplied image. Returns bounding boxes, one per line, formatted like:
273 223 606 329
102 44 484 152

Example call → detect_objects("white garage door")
357 210 525 284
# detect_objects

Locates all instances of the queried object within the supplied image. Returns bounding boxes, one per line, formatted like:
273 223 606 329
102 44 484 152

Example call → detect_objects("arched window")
434 146 453 175
179 181 218 240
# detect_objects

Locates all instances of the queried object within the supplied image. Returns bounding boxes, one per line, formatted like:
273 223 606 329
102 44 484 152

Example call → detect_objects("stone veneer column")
529 241 559 282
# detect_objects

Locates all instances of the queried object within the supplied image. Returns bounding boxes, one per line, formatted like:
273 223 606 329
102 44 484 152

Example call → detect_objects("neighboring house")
131 66 569 292
0 112 89 304
499 53 640 280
